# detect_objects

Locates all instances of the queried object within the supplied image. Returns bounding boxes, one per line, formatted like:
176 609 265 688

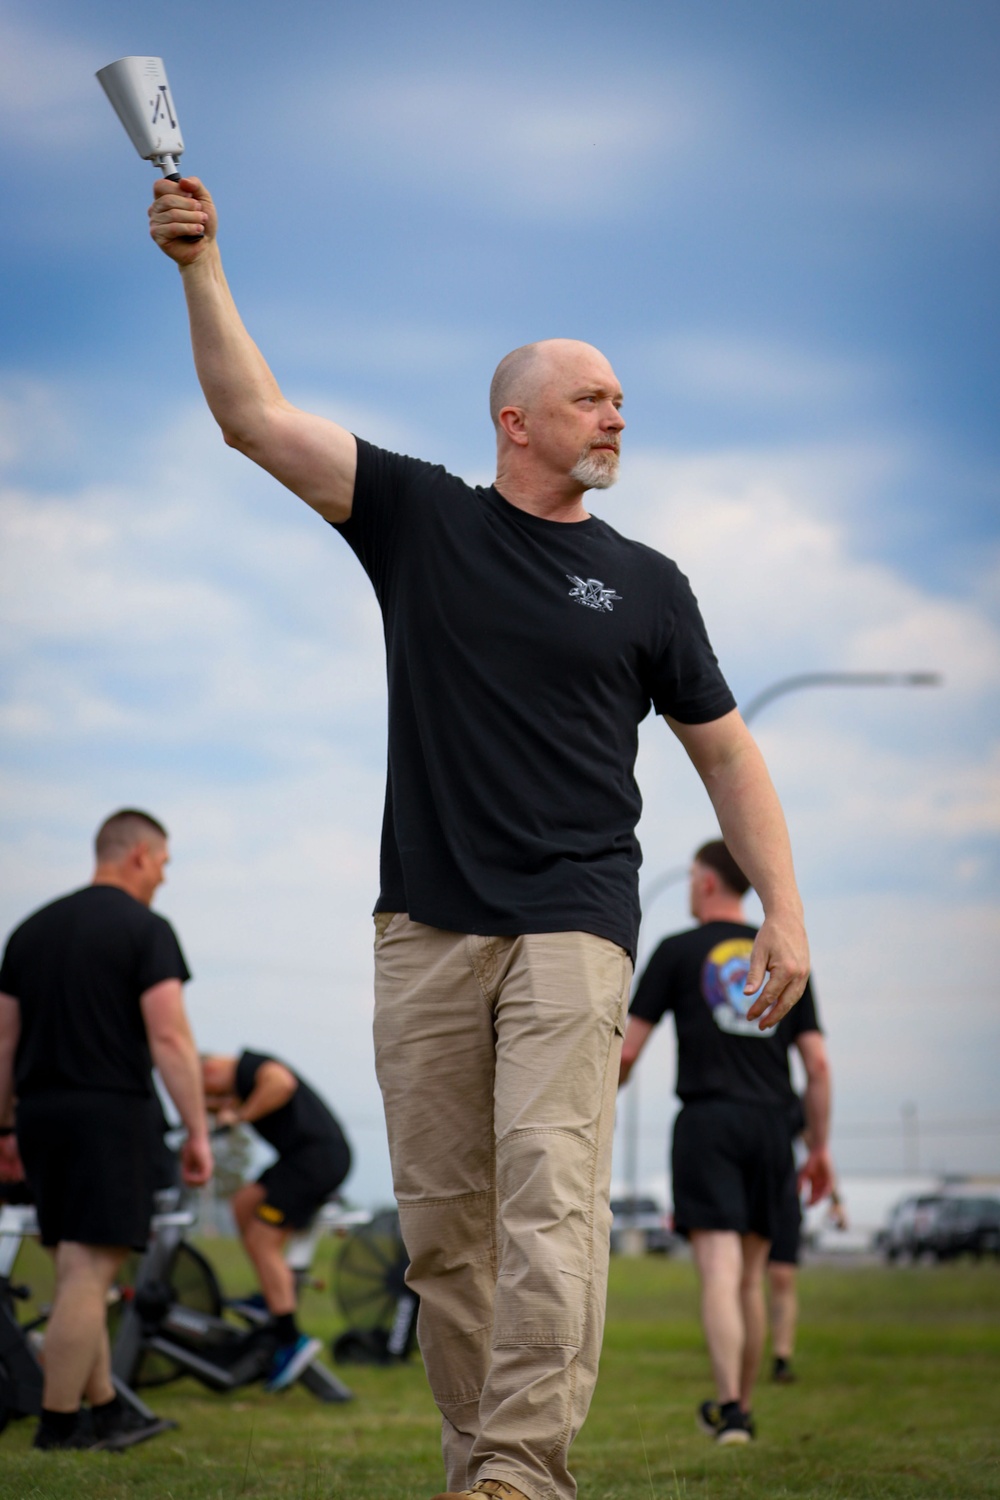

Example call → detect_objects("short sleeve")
135 913 190 994
645 565 735 724
629 937 682 1025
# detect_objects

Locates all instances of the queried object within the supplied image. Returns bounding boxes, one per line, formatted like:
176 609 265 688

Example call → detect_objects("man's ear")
497 405 530 447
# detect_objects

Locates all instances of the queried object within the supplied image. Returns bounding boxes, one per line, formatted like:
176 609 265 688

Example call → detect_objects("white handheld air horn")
96 56 185 179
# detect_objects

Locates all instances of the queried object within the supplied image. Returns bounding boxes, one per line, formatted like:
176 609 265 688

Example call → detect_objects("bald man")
149 179 810 1500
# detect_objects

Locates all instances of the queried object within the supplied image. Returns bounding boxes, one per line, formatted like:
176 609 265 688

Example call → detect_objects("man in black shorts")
0 809 212 1450
201 1050 351 1391
619 840 832 1444
147 175 812 1500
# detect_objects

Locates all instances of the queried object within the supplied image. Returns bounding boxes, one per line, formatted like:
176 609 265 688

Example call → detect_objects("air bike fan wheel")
332 1209 418 1365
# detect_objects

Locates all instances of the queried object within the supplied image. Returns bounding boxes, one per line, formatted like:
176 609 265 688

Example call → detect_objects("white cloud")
0 14 106 150
639 334 891 410
281 67 721 217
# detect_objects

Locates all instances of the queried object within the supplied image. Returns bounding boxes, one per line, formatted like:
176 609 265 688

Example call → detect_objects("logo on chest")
566 574 622 612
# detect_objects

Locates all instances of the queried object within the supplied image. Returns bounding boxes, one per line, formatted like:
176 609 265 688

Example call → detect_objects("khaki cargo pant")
372 915 631 1500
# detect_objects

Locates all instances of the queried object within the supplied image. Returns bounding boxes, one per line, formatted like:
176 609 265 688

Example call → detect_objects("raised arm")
148 176 357 522
665 707 809 1028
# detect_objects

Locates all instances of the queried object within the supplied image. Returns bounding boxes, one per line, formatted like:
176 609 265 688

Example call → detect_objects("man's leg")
767 1260 798 1363
232 1182 296 1314
42 1242 127 1411
470 931 629 1500
689 1229 744 1407
373 918 500 1491
738 1233 771 1411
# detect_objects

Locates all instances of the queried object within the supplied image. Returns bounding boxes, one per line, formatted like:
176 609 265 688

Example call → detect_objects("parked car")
926 1196 1000 1261
609 1196 675 1255
881 1193 947 1261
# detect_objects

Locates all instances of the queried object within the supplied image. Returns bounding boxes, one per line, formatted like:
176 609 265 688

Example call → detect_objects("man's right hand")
148 176 215 266
180 1131 214 1186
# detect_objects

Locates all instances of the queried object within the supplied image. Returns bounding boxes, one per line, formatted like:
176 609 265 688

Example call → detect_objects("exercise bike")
109 1188 364 1402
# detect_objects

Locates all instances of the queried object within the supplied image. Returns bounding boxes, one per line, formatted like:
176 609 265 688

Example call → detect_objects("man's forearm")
699 727 802 920
149 1030 210 1143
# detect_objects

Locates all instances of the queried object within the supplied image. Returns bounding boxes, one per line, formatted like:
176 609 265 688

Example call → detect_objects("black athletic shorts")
255 1139 350 1231
671 1097 795 1241
769 1159 803 1265
16 1090 156 1250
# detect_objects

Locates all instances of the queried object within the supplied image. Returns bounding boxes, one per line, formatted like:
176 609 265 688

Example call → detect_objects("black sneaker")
715 1402 755 1446
93 1401 176 1451
696 1399 722 1436
32 1414 100 1451
772 1355 796 1383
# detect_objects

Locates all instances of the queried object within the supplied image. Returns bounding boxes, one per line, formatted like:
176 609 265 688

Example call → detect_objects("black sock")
40 1408 80 1439
273 1312 299 1346
90 1394 124 1436
719 1400 742 1420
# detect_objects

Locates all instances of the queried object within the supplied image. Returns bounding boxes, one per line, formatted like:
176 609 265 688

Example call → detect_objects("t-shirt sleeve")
0 929 21 996
647 563 736 724
136 914 192 994
331 439 447 597
629 937 681 1024
235 1049 267 1103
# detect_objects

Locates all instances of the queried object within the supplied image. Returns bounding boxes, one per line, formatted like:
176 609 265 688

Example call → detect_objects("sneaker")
715 1402 755 1446
264 1333 322 1392
696 1399 722 1436
772 1355 796 1384
431 1482 530 1500
94 1403 176 1451
32 1415 100 1451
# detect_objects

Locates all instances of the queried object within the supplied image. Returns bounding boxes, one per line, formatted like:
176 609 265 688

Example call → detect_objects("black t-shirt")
629 921 821 1108
334 441 735 956
0 885 191 1097
234 1050 350 1158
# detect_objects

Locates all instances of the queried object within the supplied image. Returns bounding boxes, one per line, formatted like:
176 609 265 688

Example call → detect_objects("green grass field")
2 1236 998 1500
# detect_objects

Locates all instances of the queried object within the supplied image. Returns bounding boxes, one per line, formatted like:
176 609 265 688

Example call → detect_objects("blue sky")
1 0 998 1208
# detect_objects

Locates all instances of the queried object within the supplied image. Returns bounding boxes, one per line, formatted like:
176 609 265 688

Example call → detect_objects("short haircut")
489 342 542 428
95 808 168 863
694 839 750 896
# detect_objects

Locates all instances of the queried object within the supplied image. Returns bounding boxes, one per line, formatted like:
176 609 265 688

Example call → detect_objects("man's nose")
602 404 625 430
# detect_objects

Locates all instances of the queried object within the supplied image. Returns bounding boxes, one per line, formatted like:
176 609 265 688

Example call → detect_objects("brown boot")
431 1480 531 1500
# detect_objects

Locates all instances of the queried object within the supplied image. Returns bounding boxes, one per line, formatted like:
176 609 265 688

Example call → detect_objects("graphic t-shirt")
334 441 735 956
629 921 821 1107
234 1050 351 1161
0 885 190 1096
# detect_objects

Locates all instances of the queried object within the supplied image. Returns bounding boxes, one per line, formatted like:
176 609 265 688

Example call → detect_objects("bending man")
201 1050 351 1391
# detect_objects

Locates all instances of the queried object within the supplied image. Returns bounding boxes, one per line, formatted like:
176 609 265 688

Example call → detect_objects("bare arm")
233 1059 298 1126
148 177 357 522
794 1029 834 1205
140 979 213 1186
665 708 809 1027
0 992 24 1180
619 1016 655 1087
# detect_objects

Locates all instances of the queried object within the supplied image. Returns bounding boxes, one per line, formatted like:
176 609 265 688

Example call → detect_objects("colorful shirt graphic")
700 937 768 1038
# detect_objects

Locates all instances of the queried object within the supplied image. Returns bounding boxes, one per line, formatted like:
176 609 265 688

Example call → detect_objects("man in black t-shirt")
620 841 833 1446
0 809 212 1451
149 179 811 1500
201 1050 351 1391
